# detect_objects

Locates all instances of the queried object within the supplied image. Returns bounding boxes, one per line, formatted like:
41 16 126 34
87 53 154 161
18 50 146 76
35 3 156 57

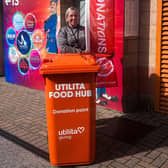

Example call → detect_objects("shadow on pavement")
96 117 155 145
94 116 157 164
0 129 49 161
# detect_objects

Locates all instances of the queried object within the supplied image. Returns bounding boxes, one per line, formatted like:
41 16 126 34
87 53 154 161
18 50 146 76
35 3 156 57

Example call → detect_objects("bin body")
40 54 99 166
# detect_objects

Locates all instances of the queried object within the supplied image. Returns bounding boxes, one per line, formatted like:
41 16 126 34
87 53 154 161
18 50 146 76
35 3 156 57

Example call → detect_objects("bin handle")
80 54 96 64
42 58 53 63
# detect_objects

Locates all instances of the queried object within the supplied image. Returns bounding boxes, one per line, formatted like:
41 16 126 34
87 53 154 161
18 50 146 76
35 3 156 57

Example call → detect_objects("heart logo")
77 127 85 134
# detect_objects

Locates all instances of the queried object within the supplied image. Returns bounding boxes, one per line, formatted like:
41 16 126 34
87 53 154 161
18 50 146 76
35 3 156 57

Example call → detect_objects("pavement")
0 135 51 168
1 77 168 168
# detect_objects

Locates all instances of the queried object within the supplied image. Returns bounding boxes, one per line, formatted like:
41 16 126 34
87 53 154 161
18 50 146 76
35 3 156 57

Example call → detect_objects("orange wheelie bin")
40 53 99 166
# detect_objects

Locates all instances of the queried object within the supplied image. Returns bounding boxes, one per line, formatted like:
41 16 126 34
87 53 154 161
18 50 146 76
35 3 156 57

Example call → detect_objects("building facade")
0 0 164 113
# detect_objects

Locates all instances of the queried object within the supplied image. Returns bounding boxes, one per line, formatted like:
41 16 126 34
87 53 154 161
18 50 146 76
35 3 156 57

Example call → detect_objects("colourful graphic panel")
3 0 60 90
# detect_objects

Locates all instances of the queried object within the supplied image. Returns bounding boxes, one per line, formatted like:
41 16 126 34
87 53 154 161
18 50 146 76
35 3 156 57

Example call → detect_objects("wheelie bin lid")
40 53 100 74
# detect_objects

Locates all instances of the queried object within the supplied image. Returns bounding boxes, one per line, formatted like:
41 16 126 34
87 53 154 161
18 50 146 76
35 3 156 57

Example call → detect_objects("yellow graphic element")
32 29 44 50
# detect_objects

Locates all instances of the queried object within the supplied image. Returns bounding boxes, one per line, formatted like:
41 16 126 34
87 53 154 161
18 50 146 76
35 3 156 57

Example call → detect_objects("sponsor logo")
32 30 44 50
18 57 29 75
29 50 41 69
8 47 19 64
24 13 36 32
6 28 16 46
13 12 24 31
17 31 31 55
58 126 85 141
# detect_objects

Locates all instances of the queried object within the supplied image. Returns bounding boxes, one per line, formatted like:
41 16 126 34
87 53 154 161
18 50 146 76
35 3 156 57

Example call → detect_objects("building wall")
60 0 84 27
138 0 157 111
60 0 74 26
123 0 157 112
123 0 139 112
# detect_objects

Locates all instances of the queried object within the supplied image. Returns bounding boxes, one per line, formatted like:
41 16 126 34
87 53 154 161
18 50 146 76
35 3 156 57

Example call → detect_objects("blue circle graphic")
13 12 24 31
6 28 16 46
16 31 31 55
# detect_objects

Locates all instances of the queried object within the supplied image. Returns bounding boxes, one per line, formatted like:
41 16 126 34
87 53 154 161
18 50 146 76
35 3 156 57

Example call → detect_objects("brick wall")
138 0 157 111
124 0 157 112
123 37 139 112
123 0 139 112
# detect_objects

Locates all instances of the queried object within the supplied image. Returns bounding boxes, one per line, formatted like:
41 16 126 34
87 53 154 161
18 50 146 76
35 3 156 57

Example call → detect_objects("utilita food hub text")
49 83 92 99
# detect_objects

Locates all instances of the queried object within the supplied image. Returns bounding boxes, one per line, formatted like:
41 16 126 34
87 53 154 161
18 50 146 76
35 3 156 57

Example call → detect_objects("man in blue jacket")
44 0 58 53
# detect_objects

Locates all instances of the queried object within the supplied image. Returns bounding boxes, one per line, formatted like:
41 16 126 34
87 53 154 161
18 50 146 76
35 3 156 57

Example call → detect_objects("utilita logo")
58 126 85 140
58 127 85 136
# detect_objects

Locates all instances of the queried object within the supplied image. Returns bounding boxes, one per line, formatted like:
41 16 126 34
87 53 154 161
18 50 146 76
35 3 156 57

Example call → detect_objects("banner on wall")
87 0 124 111
89 0 117 88
2 0 60 90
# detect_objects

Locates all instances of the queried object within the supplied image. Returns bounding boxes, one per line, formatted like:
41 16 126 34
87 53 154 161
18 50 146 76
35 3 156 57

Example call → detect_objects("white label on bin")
48 83 92 99
53 108 88 114
58 126 85 141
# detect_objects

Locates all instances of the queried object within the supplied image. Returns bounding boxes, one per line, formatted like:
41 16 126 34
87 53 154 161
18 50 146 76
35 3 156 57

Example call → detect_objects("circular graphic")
97 57 114 77
24 13 36 32
16 31 31 55
18 57 29 75
29 50 41 69
8 47 19 64
32 30 44 50
6 28 16 46
13 12 24 31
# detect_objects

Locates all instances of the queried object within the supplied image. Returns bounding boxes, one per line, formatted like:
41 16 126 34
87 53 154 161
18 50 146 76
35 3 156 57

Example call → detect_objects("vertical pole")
155 0 162 112
85 0 90 52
